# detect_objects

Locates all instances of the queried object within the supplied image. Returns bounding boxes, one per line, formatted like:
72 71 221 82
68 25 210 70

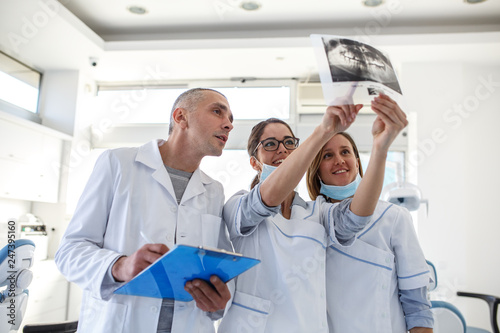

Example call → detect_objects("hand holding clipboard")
114 244 260 301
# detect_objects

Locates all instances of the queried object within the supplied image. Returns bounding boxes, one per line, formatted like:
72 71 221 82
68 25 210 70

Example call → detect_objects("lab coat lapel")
181 168 209 204
136 140 176 202
152 167 176 201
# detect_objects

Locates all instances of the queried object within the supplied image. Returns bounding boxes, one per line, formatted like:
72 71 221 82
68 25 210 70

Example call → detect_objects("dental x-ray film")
311 34 403 106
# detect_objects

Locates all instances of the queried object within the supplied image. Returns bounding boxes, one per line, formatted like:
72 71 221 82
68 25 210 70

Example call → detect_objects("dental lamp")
382 182 428 213
0 239 35 333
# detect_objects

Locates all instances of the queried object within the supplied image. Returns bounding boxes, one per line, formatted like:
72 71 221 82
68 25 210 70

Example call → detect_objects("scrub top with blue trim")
325 198 432 333
218 184 370 333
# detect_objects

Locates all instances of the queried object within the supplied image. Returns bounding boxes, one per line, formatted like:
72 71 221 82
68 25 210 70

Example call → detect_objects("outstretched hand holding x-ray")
311 34 403 108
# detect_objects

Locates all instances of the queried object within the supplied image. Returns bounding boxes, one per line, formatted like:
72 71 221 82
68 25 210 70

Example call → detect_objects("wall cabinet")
0 118 64 203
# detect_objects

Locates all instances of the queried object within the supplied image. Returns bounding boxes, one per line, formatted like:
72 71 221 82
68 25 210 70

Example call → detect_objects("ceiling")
1 0 499 83
60 0 500 41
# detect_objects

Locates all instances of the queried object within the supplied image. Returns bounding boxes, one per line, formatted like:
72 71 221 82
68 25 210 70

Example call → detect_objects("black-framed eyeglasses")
253 137 300 155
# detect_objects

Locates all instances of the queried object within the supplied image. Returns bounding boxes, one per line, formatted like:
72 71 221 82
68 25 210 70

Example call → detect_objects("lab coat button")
170 206 177 213
151 306 158 313
385 257 391 263
382 284 387 290
166 234 173 242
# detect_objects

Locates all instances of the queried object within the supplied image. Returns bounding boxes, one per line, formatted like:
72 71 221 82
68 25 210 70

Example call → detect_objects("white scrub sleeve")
392 207 432 290
320 197 372 247
222 183 280 239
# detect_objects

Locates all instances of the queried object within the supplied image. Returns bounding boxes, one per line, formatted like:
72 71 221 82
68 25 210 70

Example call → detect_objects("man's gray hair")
168 88 226 134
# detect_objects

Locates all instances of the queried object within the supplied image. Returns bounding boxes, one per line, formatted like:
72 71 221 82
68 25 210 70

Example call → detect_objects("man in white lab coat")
55 88 234 333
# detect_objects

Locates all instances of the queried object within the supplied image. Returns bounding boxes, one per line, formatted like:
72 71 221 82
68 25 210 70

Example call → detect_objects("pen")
140 231 154 244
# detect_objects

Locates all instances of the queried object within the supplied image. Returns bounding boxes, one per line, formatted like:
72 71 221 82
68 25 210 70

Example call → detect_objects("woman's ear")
250 156 262 172
172 107 188 129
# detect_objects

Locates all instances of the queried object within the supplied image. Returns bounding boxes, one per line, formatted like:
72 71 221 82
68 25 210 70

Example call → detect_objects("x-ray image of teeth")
311 34 403 107
323 37 401 94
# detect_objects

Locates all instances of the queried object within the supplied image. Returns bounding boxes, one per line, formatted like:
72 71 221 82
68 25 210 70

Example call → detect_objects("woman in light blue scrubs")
306 94 433 333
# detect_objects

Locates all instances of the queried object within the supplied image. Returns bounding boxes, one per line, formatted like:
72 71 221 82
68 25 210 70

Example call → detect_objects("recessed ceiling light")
464 0 487 3
362 0 384 7
127 6 148 15
240 1 261 11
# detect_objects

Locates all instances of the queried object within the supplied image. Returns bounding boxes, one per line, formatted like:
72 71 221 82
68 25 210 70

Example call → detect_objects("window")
209 86 291 120
95 87 188 124
91 83 294 149
94 84 291 125
0 51 41 120
359 151 405 191
96 86 290 124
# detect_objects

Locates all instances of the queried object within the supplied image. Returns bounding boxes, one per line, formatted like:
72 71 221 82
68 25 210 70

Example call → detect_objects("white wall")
402 62 500 330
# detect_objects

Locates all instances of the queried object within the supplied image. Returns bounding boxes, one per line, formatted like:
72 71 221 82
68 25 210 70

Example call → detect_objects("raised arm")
260 104 362 207
349 94 408 216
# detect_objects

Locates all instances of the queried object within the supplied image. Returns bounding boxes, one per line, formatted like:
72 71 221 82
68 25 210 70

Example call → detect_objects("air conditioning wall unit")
298 82 377 114
297 82 327 114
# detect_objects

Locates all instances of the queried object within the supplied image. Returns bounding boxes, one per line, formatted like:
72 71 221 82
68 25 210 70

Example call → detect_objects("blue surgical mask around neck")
319 173 361 200
256 159 278 183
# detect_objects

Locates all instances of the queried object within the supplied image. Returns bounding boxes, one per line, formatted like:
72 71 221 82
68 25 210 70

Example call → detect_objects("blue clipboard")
114 245 260 301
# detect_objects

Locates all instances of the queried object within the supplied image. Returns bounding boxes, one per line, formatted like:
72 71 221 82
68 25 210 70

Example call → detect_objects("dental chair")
0 239 35 333
427 260 500 333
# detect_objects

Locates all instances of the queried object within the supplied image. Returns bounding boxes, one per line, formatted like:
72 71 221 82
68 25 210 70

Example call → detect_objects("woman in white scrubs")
219 96 407 333
306 95 433 333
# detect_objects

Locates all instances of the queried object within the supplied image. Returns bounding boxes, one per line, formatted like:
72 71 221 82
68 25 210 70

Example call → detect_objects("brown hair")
247 118 296 189
306 132 363 200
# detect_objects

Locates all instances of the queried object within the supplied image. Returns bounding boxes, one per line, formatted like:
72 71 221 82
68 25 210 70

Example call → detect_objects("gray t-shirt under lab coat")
157 166 192 333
